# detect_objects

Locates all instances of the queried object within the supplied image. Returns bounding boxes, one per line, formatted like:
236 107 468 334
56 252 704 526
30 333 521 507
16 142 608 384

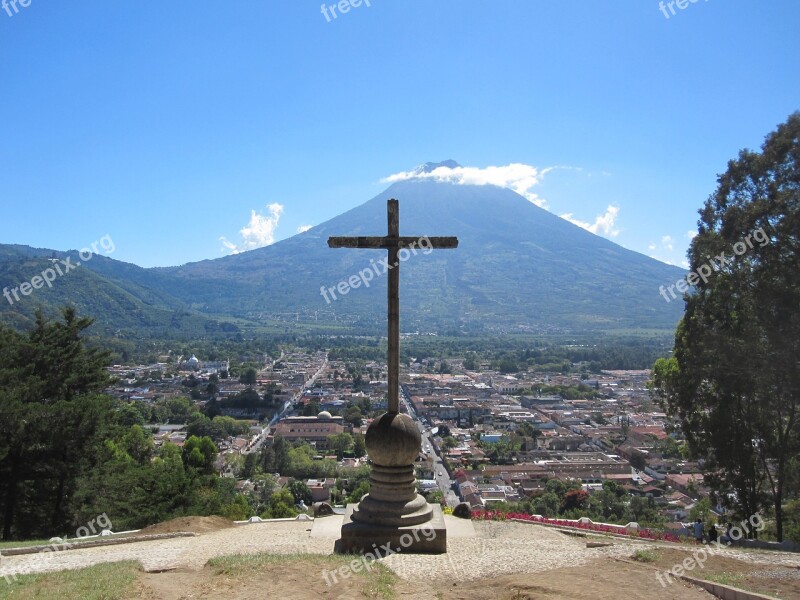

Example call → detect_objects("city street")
403 387 460 507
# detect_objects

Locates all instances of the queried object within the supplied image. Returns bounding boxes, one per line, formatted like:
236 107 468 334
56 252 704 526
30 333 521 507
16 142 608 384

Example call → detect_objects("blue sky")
1 0 797 268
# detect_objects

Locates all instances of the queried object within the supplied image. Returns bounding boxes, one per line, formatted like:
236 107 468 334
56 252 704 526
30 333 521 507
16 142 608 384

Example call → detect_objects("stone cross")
328 199 458 414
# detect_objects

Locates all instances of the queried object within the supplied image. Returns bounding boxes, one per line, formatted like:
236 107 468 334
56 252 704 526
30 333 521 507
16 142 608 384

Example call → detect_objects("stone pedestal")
337 502 447 554
336 412 447 554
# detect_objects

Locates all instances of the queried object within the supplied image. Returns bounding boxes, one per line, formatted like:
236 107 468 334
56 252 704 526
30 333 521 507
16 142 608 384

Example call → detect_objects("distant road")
247 355 328 454
402 386 459 507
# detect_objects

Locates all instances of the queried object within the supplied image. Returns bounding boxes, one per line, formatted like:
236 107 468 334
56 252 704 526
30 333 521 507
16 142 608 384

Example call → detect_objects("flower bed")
472 510 682 543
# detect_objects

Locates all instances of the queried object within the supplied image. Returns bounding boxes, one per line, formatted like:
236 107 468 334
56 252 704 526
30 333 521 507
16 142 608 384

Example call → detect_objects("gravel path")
2 519 798 584
0 522 330 579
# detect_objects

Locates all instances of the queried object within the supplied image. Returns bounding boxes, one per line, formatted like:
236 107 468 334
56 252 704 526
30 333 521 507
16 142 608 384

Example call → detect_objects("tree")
242 453 258 479
220 494 251 521
516 422 536 438
120 425 154 464
201 397 220 419
288 480 312 505
327 432 354 459
239 367 257 386
625 496 664 527
629 450 647 471
347 480 370 504
442 436 458 450
344 406 363 427
544 478 567 498
261 489 297 519
167 397 192 423
426 489 444 505
0 309 115 540
495 357 518 374
653 436 683 459
262 383 282 410
186 414 225 440
482 436 520 465
182 436 219 475
303 400 321 417
651 113 800 541
117 403 146 428
352 373 364 390
592 480 626 522
251 473 277 508
689 497 712 524
352 433 367 458
533 492 560 517
260 435 290 474
73 439 190 532
561 489 589 514
508 421 541 449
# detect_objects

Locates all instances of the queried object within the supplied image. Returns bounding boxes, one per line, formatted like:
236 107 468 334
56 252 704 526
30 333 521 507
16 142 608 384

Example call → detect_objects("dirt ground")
635 547 800 600
130 559 404 600
127 555 718 600
125 547 800 600
433 558 714 600
137 516 235 536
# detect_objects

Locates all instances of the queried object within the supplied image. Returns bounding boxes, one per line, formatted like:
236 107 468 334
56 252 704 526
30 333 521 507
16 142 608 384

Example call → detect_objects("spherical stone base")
365 412 421 467
355 412 433 527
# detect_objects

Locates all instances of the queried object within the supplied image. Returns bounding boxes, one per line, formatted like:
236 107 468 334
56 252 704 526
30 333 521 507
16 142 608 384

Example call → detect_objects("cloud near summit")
384 161 623 240
382 162 553 208
560 205 621 238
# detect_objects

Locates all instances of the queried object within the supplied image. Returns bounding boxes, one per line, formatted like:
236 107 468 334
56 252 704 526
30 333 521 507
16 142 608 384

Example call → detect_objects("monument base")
336 503 447 554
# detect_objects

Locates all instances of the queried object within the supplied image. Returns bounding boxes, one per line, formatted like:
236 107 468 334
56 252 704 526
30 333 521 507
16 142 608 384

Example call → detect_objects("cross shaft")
328 199 458 413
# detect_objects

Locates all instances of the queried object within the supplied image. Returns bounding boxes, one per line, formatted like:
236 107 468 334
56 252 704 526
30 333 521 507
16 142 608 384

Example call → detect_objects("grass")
703 572 743 587
0 560 140 600
631 548 660 563
0 539 54 550
207 552 397 599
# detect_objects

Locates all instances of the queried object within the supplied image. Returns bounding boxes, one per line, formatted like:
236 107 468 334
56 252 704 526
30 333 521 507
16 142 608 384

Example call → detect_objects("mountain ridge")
0 179 686 336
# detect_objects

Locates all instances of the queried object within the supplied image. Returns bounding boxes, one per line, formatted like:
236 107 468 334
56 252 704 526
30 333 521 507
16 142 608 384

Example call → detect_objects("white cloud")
220 203 284 254
560 205 620 237
297 225 313 234
382 163 553 207
644 234 688 266
687 229 698 240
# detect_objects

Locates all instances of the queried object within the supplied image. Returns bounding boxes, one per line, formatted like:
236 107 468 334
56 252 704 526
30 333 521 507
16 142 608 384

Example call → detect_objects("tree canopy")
0 309 114 539
651 113 800 541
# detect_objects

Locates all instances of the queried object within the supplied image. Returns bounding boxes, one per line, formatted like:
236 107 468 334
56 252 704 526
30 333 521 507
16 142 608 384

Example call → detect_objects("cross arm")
328 236 458 249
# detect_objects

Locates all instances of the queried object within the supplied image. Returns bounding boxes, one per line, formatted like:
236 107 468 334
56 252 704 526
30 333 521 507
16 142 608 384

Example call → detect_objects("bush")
632 549 659 563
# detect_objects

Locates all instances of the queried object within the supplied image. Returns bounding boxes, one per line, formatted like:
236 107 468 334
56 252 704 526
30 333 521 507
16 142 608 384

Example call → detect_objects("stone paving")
1 518 799 585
